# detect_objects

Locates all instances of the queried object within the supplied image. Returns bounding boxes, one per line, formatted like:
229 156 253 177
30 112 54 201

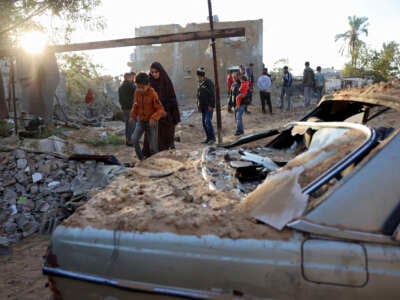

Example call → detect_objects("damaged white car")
43 81 400 299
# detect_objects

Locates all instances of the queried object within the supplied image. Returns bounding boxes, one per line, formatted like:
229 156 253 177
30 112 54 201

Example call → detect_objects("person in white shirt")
257 69 272 114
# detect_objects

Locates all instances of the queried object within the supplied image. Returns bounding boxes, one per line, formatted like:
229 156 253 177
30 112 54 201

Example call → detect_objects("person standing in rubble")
142 62 181 157
229 72 241 115
130 72 165 160
239 64 246 77
85 88 95 118
235 74 250 136
314 66 326 101
85 88 95 104
119 73 136 146
237 64 250 114
303 61 315 107
226 70 234 112
196 67 216 144
280 66 293 111
245 63 255 107
257 68 272 114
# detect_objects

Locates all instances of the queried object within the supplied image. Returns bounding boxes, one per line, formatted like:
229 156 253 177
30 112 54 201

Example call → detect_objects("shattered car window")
202 122 370 230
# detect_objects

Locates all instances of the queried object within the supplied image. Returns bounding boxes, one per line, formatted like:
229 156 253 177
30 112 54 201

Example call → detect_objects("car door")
302 238 368 287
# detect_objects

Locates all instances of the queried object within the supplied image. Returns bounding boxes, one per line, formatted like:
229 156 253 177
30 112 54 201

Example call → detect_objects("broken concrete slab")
37 136 67 154
72 143 95 155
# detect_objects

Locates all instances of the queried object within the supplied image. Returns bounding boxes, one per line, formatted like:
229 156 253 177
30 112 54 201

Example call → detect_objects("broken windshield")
202 122 372 230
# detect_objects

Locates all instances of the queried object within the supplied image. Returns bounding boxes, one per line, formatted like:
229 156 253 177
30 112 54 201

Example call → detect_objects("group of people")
280 61 326 111
226 63 255 114
118 62 180 161
226 63 272 136
200 62 260 140
224 61 326 136
118 60 326 161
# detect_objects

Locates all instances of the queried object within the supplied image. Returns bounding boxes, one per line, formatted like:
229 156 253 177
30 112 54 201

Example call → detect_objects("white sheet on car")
308 128 349 151
301 128 349 169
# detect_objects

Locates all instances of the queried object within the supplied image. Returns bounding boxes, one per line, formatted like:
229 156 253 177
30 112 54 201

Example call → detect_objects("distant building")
341 77 374 89
129 19 263 107
322 67 341 79
322 67 342 93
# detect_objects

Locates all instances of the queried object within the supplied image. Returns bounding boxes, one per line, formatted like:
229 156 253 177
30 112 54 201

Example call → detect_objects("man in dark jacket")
303 61 315 107
196 67 216 144
119 73 136 146
280 66 293 111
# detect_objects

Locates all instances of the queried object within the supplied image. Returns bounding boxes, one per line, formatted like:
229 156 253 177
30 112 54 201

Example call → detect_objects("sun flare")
19 31 48 54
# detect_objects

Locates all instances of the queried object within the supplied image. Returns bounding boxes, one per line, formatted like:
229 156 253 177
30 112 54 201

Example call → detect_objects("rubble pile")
54 101 122 127
0 149 125 243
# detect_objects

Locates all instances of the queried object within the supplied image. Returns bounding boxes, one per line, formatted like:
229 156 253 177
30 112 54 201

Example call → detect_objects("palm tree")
335 15 369 67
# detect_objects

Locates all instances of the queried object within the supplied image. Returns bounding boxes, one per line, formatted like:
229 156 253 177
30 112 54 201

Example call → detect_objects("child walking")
130 72 165 160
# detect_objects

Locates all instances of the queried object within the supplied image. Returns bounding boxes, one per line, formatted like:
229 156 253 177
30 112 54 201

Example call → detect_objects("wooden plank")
0 27 245 56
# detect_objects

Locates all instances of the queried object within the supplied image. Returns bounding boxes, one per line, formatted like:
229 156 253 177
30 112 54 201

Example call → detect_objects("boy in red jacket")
130 72 165 160
235 75 250 110
234 75 250 136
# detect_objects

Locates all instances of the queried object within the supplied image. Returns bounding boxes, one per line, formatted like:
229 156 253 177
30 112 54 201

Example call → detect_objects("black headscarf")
149 62 181 125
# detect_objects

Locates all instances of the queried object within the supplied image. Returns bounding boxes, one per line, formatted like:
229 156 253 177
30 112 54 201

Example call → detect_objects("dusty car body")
43 81 400 299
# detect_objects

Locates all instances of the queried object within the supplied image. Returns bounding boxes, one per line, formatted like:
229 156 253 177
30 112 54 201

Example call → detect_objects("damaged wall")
130 19 263 107
16 52 60 125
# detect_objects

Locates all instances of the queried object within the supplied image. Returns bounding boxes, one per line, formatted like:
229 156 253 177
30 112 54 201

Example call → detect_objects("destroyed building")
129 19 263 106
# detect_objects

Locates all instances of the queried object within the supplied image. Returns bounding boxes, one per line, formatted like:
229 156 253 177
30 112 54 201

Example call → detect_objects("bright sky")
71 0 400 76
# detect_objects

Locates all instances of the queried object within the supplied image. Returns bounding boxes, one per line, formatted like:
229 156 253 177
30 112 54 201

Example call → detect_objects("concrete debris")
0 236 9 247
10 205 18 216
32 173 43 183
14 149 26 159
181 109 196 121
16 159 28 169
72 143 95 155
37 136 67 154
48 181 61 188
201 145 297 195
0 149 125 243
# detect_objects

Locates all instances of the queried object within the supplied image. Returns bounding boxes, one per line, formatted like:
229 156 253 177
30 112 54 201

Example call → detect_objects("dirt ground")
2 80 400 299
0 235 50 300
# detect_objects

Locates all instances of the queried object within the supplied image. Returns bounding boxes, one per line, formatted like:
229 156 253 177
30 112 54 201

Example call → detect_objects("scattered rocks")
0 149 125 244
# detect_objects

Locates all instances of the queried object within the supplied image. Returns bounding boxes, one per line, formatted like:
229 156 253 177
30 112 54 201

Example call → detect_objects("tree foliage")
371 41 400 81
335 15 369 67
336 16 399 82
58 53 104 104
341 41 400 82
0 0 104 49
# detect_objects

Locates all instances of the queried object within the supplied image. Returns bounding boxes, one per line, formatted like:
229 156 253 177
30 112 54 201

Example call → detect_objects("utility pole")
207 0 222 144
